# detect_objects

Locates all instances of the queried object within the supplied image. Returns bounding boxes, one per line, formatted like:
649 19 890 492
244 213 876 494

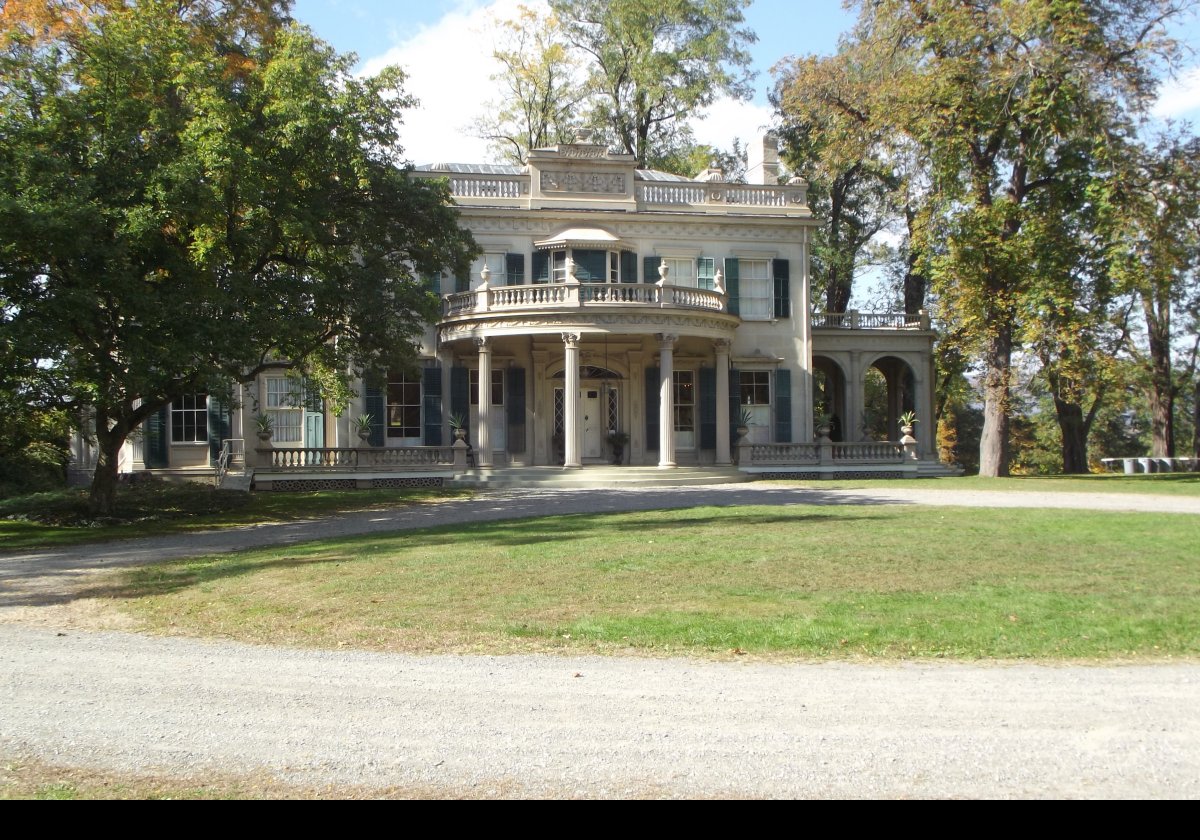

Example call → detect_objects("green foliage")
477 4 589 164
549 0 756 168
0 0 477 511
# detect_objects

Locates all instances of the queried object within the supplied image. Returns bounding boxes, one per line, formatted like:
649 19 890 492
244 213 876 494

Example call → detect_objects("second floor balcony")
442 281 727 319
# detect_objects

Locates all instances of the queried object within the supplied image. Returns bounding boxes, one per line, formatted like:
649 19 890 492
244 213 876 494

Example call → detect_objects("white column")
658 333 677 468
475 337 492 467
563 332 581 469
715 339 731 466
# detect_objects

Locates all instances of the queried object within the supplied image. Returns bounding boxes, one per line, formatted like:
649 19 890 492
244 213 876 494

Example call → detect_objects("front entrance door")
580 387 603 460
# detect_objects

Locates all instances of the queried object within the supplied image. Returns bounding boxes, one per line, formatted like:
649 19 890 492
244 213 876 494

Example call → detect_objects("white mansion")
74 135 946 489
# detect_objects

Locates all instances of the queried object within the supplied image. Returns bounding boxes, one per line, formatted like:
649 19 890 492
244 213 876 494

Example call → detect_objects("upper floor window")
739 259 772 320
661 257 716 290
171 393 208 443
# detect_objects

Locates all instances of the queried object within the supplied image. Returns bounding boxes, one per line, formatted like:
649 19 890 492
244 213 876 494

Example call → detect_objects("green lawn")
0 483 469 551
770 473 1200 496
103 503 1200 661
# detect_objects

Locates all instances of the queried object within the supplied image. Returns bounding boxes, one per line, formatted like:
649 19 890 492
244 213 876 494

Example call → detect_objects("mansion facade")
73 136 945 489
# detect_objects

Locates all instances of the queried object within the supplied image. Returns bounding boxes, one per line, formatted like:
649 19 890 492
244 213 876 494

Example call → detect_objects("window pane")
171 392 208 443
387 372 421 438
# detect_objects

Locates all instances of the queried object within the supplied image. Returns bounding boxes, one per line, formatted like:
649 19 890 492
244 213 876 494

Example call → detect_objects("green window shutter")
645 365 660 451
697 257 715 291
450 366 469 423
455 266 470 293
365 380 385 447
620 250 637 284
507 366 526 454
422 365 443 445
643 256 662 285
574 249 606 282
728 367 741 445
773 258 790 318
699 367 717 450
724 258 740 316
144 405 169 468
775 369 792 443
506 253 525 286
425 272 442 294
532 251 549 283
207 396 232 464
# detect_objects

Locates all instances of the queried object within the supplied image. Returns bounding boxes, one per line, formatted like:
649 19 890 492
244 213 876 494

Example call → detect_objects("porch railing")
812 311 931 331
745 439 909 466
261 446 457 471
444 282 727 317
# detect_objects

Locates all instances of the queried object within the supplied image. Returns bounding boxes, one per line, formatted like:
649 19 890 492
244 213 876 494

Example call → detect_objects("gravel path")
3 485 1198 798
3 625 1197 799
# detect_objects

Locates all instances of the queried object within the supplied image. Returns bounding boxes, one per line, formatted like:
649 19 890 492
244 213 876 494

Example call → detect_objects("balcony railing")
415 170 808 215
444 282 727 318
812 311 931 330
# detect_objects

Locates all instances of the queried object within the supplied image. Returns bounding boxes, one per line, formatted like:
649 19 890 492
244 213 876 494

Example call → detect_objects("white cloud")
1152 65 1200 120
359 0 776 167
688 96 775 157
359 1 537 165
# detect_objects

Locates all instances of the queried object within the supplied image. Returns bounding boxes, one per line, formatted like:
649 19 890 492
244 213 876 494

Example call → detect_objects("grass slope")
104 504 1200 660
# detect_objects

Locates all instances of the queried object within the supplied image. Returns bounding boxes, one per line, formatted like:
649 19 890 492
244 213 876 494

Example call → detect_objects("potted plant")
353 413 373 443
735 407 753 441
898 411 918 441
448 412 468 442
253 412 274 444
607 430 630 465
814 411 834 440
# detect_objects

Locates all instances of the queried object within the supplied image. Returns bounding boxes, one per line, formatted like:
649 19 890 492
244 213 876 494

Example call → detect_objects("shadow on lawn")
21 506 890 607
0 485 909 608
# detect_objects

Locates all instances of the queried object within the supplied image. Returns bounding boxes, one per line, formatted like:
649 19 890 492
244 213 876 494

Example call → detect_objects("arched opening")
862 356 916 441
812 356 848 442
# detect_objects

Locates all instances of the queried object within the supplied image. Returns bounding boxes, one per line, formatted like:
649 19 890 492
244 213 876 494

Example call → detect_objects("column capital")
561 332 581 348
474 336 490 351
713 338 731 352
656 333 678 349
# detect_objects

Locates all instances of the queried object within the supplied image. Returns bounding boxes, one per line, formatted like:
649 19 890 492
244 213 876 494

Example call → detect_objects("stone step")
448 466 751 489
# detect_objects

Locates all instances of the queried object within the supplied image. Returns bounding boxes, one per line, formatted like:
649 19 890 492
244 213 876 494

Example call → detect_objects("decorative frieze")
541 171 627 194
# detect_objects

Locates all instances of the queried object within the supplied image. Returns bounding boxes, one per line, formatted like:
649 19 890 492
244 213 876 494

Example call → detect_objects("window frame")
738 259 773 320
171 392 209 445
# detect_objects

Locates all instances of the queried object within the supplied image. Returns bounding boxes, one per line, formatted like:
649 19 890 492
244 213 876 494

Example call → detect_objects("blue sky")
289 0 1200 165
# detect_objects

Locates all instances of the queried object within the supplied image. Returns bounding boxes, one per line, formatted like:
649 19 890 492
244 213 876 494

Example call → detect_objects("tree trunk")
1052 397 1089 474
1147 381 1174 458
826 265 852 313
977 328 1012 477
88 434 124 516
1192 377 1199 470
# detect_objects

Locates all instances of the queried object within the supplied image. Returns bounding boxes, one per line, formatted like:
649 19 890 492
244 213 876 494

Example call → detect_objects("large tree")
855 0 1187 477
549 0 756 168
477 4 588 165
1101 132 1200 458
0 0 476 512
773 43 900 314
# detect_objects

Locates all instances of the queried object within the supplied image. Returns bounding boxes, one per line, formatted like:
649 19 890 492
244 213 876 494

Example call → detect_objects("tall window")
477 253 507 287
740 371 771 443
265 376 303 442
386 372 421 439
469 369 504 407
171 393 208 443
663 258 696 287
739 259 772 319
674 370 695 449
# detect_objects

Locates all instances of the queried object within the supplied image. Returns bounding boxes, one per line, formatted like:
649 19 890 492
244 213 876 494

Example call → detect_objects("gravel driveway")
2 485 1198 798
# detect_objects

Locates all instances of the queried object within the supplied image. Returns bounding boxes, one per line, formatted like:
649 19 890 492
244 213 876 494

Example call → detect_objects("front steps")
448 465 752 489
